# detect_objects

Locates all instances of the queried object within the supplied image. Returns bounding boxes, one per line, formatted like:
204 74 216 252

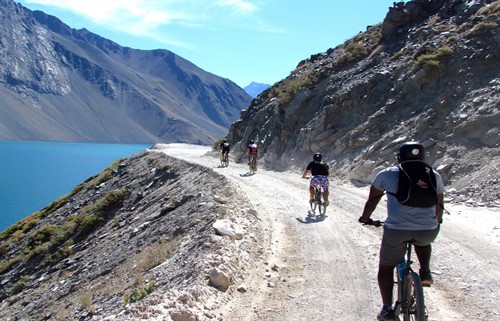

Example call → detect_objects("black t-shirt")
220 142 230 151
307 161 329 176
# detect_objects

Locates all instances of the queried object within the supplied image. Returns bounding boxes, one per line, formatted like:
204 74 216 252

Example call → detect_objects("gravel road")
157 143 500 321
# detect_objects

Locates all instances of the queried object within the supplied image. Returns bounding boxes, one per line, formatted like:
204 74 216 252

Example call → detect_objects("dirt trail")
156 144 500 321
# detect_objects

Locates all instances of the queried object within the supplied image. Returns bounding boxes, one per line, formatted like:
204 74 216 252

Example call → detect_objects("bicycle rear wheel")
250 158 257 173
311 189 325 216
402 272 426 321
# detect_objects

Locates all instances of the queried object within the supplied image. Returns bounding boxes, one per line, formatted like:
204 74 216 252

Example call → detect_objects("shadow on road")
296 211 327 224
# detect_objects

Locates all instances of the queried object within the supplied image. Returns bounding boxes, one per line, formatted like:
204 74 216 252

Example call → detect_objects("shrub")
11 275 29 295
412 46 454 72
466 22 498 37
135 238 180 272
124 281 156 304
270 69 320 105
213 138 223 151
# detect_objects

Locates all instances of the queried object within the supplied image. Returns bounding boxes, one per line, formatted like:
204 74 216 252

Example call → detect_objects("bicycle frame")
394 241 427 321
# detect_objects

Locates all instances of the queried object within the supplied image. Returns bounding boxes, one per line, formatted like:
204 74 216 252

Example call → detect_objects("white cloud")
215 0 257 14
23 0 269 48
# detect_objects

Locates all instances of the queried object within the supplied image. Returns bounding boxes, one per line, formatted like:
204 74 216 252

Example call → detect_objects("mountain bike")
221 152 229 167
248 154 257 174
360 220 427 321
393 241 427 321
309 184 326 216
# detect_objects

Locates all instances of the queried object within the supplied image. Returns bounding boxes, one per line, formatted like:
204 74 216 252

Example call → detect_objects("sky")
17 0 406 88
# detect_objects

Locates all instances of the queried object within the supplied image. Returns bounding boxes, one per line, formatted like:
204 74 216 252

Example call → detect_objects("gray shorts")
379 226 440 266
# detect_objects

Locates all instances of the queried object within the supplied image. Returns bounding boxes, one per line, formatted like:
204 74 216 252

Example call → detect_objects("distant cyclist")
244 140 258 168
219 139 230 161
302 152 330 206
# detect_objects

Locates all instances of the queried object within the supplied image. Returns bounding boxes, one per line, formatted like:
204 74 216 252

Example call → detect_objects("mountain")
0 0 252 144
243 81 271 98
0 0 499 319
228 0 499 204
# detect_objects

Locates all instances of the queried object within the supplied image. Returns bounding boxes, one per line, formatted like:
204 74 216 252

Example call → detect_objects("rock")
208 269 231 291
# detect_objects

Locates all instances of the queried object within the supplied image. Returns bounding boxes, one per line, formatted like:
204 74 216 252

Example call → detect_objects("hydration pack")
388 160 439 208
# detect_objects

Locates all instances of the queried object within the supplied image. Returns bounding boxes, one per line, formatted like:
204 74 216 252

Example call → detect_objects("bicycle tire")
402 271 426 321
250 158 257 173
318 191 326 216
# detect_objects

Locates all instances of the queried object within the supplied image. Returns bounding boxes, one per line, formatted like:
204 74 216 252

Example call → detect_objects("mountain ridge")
243 81 271 98
0 0 251 144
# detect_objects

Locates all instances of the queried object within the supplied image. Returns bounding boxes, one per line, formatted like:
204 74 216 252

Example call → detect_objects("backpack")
388 160 439 208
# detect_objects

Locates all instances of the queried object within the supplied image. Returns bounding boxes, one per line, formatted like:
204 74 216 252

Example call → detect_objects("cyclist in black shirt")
302 152 330 206
219 139 230 160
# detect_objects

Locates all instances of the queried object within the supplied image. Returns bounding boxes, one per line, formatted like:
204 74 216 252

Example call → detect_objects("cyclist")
358 141 445 321
244 140 258 167
302 152 330 206
219 139 230 162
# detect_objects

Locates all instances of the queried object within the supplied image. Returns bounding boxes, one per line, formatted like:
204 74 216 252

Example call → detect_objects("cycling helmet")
249 140 255 144
397 141 424 162
313 152 322 162
223 139 227 143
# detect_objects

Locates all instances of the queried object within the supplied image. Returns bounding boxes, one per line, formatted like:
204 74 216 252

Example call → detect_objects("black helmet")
397 142 424 162
249 140 255 144
223 139 227 143
313 152 322 162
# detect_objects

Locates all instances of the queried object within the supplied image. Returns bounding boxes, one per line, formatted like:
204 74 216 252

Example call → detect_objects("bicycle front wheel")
402 272 426 321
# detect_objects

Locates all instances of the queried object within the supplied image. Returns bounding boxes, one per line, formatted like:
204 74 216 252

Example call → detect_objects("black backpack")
388 160 439 208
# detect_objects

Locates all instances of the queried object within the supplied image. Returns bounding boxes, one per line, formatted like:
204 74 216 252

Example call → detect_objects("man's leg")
414 228 439 286
324 189 329 206
378 264 394 306
414 244 431 269
415 244 433 286
309 185 315 201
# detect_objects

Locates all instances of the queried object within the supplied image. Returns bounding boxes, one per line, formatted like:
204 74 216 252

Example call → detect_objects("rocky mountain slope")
228 0 499 206
0 148 261 320
0 0 251 144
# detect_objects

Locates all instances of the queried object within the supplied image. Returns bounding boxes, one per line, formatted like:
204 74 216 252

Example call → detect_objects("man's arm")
436 192 444 223
359 185 384 223
302 169 310 178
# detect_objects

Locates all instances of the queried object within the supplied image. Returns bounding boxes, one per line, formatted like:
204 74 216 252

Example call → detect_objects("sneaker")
377 307 395 321
419 269 433 287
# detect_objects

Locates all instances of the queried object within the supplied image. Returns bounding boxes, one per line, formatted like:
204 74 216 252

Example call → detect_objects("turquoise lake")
0 141 151 232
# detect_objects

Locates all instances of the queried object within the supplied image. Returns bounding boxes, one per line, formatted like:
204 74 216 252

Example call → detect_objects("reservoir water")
0 141 151 232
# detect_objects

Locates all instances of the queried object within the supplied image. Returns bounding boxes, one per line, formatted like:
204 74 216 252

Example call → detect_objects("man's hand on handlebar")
358 217 373 224
358 217 383 227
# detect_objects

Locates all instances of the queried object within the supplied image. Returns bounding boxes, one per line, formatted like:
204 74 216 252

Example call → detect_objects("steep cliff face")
228 0 499 205
0 0 251 144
